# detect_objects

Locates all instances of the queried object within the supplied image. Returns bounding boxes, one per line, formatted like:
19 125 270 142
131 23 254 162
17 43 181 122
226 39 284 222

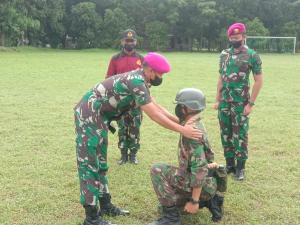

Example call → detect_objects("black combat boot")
199 199 209 209
129 150 138 164
147 205 181 225
99 193 129 216
208 195 224 222
83 205 116 225
235 160 245 181
225 158 236 174
118 149 128 165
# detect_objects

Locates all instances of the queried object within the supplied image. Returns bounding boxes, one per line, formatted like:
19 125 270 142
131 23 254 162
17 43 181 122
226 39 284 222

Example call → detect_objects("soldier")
74 53 203 225
148 88 227 225
106 29 144 165
213 22 263 181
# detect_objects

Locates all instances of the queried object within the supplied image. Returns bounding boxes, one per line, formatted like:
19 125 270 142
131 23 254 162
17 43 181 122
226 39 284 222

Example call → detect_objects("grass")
0 47 299 225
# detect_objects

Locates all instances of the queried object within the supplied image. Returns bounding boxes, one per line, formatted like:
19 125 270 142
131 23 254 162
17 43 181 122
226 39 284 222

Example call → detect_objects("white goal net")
245 36 297 54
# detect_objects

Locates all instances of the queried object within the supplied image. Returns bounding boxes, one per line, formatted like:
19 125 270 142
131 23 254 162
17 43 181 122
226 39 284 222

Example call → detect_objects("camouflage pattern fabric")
218 45 262 160
150 117 217 206
106 51 144 155
218 101 249 160
219 45 262 103
117 106 142 154
74 69 151 206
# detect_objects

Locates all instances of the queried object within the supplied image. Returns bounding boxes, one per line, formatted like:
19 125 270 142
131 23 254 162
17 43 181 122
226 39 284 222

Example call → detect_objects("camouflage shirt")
178 117 214 189
74 69 151 123
219 45 262 102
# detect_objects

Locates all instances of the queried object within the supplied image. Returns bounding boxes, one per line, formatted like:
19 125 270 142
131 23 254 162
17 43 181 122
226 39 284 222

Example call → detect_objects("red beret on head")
144 52 171 74
227 23 246 37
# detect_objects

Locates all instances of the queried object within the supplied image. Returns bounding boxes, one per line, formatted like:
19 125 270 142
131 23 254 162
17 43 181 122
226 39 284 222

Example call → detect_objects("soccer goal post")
245 36 297 54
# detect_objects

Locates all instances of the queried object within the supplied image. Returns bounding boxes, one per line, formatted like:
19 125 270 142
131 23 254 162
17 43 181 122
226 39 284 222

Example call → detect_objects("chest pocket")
234 53 250 73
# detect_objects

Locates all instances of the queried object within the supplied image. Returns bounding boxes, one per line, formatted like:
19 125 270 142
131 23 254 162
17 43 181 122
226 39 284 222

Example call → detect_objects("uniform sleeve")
106 58 116 78
219 53 223 74
188 139 209 188
250 52 262 75
203 136 214 163
128 78 151 106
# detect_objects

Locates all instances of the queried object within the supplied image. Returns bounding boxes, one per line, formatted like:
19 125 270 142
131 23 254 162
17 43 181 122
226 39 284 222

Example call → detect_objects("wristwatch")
189 198 199 205
249 101 255 106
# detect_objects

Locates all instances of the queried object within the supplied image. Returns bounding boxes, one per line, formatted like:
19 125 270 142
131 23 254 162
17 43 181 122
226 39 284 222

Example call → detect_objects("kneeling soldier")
148 88 227 225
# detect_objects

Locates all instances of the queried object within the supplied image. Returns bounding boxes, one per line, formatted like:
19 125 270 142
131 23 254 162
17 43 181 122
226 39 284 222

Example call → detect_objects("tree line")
1 0 299 51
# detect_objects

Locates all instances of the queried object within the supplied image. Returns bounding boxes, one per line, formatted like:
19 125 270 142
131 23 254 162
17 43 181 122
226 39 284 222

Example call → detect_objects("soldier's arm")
244 53 263 115
249 74 263 104
184 187 202 214
216 76 223 102
214 53 225 109
141 103 201 140
203 136 215 163
189 140 208 187
250 52 263 104
213 76 223 110
150 96 179 123
184 140 207 214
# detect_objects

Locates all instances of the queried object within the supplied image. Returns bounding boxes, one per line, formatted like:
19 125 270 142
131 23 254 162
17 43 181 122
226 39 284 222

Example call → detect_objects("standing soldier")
106 29 144 165
213 23 263 181
147 88 227 225
75 53 203 225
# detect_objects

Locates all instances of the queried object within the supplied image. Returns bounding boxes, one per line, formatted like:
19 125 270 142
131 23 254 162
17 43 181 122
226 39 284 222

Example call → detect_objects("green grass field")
0 48 299 225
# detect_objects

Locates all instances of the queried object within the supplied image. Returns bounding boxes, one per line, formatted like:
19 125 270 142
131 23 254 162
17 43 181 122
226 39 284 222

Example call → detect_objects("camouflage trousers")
150 163 217 207
117 107 142 154
218 101 249 161
74 109 110 206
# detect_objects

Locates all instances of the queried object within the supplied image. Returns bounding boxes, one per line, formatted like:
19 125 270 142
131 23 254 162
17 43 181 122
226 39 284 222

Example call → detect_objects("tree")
145 21 168 51
101 7 130 47
246 17 270 36
69 2 102 49
39 0 65 48
0 0 40 46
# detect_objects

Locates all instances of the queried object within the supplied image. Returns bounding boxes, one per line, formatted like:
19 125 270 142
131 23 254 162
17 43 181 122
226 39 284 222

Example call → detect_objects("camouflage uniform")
150 117 219 207
74 69 151 206
218 45 262 161
117 106 142 155
106 36 144 163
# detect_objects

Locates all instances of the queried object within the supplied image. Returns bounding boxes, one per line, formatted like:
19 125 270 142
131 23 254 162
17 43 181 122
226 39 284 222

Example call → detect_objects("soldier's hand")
184 202 199 214
181 123 203 141
208 162 218 169
213 101 219 110
243 103 253 116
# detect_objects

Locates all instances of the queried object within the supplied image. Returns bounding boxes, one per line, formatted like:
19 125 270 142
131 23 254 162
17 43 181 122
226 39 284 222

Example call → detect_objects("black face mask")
150 75 163 86
229 40 243 48
124 43 135 52
175 105 186 122
175 104 201 122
